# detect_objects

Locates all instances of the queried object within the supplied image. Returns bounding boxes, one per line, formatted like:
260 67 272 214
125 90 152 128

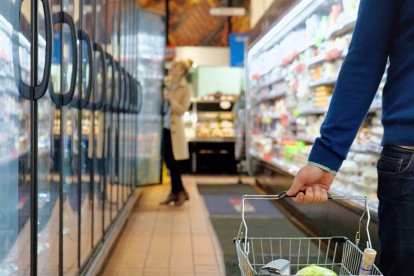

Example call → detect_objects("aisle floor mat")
202 194 285 218
197 184 314 275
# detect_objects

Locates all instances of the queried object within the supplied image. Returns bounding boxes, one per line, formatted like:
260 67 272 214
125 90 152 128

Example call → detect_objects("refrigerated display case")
245 0 384 250
185 95 238 141
183 94 238 174
0 8 32 274
246 0 383 211
0 0 165 275
246 0 386 217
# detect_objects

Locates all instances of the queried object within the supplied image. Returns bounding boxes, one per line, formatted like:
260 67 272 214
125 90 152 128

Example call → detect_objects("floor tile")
100 176 243 276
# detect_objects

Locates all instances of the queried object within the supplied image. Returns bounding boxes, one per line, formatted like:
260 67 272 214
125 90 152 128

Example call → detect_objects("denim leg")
377 146 414 276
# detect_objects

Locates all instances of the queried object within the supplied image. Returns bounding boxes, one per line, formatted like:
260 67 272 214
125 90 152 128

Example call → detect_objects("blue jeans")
377 146 414 276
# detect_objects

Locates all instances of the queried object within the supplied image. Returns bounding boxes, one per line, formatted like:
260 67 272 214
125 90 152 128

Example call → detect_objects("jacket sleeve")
308 0 396 173
169 85 192 116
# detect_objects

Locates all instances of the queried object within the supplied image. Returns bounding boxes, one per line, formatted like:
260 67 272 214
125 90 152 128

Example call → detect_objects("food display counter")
183 95 238 174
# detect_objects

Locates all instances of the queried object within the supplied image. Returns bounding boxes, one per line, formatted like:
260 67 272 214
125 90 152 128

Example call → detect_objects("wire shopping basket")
234 192 383 276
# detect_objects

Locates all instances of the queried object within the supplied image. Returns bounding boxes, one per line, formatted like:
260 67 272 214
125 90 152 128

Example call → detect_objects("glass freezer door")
136 10 165 185
0 3 31 274
2 0 54 273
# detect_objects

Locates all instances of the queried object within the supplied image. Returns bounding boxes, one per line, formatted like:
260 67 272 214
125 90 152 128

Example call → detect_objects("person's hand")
286 164 335 204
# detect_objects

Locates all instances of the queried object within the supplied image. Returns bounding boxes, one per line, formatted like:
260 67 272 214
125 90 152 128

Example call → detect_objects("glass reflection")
92 52 104 247
137 10 165 185
80 109 92 266
0 3 32 273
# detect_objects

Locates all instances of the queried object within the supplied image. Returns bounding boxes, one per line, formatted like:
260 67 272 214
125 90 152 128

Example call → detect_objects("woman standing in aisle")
160 59 193 206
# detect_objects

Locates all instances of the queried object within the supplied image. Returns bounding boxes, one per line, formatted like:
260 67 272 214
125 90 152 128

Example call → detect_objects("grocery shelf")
350 143 382 154
308 77 337 88
307 55 326 67
247 0 380 212
307 52 345 67
297 107 327 116
250 150 297 176
328 15 357 39
298 41 315 54
295 135 315 143
255 90 286 104
261 75 287 87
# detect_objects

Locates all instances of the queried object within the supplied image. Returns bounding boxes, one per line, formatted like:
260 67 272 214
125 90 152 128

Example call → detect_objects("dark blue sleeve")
308 0 396 172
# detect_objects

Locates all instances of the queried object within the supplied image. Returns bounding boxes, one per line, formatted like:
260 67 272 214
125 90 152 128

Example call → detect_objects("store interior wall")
174 46 243 97
194 67 244 97
175 46 229 67
250 0 275 28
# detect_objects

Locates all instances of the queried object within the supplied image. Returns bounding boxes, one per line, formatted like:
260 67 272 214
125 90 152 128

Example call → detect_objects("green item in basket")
296 265 337 275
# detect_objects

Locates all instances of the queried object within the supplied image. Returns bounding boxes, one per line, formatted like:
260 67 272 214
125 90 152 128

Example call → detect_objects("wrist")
307 161 337 176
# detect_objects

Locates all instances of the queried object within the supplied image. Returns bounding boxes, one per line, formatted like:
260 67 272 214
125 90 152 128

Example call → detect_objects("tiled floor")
101 175 252 276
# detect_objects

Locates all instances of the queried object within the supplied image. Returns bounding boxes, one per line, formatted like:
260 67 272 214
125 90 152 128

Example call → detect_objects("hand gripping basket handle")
238 192 373 254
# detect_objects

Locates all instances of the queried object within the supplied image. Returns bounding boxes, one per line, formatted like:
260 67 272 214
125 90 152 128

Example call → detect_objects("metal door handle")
50 11 78 107
78 30 93 108
114 61 121 113
13 0 53 100
105 53 115 112
126 73 132 113
137 81 143 114
120 68 126 113
92 42 106 110
132 78 138 114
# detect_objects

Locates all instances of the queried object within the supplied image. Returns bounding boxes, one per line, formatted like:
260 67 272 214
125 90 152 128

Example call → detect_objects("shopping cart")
234 192 383 276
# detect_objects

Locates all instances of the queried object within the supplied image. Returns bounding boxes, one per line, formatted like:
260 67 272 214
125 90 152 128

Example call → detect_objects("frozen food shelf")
308 77 337 88
249 149 298 176
307 55 326 67
328 15 357 39
295 135 315 143
350 144 382 154
297 107 327 116
260 75 287 87
255 90 287 104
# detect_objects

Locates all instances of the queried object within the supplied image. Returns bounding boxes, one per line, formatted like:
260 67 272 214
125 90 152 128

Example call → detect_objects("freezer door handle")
92 42 106 110
113 61 122 112
78 29 93 109
50 11 78 107
131 78 137 114
126 73 132 113
120 67 126 113
137 80 143 114
13 0 53 100
105 53 115 112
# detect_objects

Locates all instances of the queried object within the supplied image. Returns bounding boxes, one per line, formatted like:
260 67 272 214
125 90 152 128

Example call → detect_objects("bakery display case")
184 94 238 173
246 0 383 212
185 94 238 142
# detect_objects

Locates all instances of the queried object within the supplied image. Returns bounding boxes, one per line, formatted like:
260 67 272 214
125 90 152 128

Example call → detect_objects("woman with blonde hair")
160 59 193 206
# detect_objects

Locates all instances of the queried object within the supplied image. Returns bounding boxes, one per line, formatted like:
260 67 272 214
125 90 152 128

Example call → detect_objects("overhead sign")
229 33 249 67
209 7 246 16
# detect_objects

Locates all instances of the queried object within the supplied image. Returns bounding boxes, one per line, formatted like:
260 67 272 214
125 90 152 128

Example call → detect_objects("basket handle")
237 192 372 254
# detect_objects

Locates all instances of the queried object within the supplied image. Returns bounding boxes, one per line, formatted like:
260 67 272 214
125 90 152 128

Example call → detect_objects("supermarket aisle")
101 176 250 275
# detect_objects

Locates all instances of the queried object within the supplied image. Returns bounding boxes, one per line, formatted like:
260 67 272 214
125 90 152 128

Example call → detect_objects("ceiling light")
209 7 246 17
